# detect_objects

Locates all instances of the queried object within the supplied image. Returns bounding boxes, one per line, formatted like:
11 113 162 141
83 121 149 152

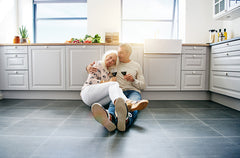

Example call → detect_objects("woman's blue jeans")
108 90 142 129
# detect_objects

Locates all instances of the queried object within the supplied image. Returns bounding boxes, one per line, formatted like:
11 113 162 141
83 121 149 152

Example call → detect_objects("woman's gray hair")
101 50 119 70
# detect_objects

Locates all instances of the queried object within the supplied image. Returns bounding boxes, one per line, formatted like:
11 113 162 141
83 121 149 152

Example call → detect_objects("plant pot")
21 38 27 43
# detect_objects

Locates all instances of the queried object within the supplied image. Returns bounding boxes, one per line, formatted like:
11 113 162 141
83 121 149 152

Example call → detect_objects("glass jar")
209 29 216 43
13 36 20 44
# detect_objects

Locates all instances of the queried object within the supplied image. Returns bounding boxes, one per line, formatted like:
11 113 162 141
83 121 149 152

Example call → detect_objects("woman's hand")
86 61 97 73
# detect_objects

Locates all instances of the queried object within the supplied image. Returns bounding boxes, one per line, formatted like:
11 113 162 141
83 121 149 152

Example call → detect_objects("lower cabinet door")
66 46 103 90
29 46 65 90
144 54 181 91
2 71 28 90
210 71 240 99
181 71 206 90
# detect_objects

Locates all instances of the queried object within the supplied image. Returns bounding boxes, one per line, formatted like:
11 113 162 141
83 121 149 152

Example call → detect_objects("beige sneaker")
91 103 116 132
114 98 128 132
126 100 149 112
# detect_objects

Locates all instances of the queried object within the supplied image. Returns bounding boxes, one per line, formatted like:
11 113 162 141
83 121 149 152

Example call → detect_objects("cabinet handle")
14 46 17 49
225 72 228 76
15 54 18 57
15 71 18 74
226 53 229 56
226 43 229 46
192 71 196 74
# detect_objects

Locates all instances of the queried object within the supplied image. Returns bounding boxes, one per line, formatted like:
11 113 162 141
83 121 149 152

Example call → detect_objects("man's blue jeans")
108 90 142 129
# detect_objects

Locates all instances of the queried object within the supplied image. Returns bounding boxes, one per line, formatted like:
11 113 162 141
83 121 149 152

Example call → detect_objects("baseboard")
142 91 211 100
211 92 240 111
2 91 82 100
2 90 210 100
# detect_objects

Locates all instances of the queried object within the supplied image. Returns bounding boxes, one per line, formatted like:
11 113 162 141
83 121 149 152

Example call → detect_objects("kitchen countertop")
0 43 210 46
210 37 240 46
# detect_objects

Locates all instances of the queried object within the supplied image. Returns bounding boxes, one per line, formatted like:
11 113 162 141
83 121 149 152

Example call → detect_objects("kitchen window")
121 0 179 43
33 0 87 43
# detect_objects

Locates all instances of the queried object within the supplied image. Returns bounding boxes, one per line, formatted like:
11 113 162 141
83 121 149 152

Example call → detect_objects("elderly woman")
81 50 148 132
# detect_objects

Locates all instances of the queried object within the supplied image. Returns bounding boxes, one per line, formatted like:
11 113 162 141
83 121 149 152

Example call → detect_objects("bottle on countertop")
224 28 227 40
215 30 218 43
217 29 221 42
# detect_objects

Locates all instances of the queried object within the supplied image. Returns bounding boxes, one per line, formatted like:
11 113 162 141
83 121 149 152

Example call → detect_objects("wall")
184 0 223 43
0 0 239 44
222 17 240 39
0 0 18 43
18 0 33 42
88 0 121 40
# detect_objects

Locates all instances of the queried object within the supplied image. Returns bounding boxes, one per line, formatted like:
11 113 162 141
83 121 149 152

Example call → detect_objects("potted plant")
19 26 28 43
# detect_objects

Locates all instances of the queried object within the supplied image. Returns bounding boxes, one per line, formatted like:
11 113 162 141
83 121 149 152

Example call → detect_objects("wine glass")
121 71 127 76
111 68 117 77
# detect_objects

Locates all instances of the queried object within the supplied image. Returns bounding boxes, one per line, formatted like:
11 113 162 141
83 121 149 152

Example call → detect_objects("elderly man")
87 43 148 132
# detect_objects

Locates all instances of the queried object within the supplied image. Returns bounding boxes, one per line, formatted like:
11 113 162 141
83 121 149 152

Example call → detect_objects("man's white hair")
101 50 119 70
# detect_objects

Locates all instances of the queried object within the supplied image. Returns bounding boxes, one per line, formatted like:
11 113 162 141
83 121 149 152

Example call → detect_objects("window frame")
121 0 179 43
33 1 87 43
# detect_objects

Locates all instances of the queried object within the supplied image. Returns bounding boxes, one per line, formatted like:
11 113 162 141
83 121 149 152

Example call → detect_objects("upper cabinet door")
66 46 103 90
28 46 65 90
214 0 240 20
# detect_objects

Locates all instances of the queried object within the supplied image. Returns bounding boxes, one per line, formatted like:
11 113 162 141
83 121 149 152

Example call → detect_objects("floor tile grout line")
0 102 53 132
28 105 80 158
179 105 227 138
150 107 171 140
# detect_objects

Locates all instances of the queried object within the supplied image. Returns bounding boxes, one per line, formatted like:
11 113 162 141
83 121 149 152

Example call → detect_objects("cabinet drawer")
1 46 28 53
3 54 28 70
212 44 240 53
210 71 240 99
1 71 28 90
212 40 240 50
182 54 206 70
182 46 206 54
181 71 206 90
211 50 240 71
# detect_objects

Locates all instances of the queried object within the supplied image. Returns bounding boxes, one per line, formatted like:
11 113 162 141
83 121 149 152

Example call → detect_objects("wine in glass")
121 71 127 76
112 72 117 77
111 68 117 77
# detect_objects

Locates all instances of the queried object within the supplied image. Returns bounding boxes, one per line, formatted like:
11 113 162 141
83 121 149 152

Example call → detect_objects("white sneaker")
114 98 128 132
91 103 116 132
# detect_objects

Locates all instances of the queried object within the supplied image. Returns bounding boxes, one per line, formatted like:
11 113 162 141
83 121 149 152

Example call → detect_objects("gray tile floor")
0 99 240 158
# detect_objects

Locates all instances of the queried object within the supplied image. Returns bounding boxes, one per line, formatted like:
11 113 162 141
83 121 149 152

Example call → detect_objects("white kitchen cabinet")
3 54 28 70
66 46 104 90
214 0 240 20
1 71 28 90
210 71 240 99
144 54 181 91
182 54 206 70
211 51 240 71
0 46 29 90
181 46 209 91
29 46 65 90
181 71 206 90
210 39 240 99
